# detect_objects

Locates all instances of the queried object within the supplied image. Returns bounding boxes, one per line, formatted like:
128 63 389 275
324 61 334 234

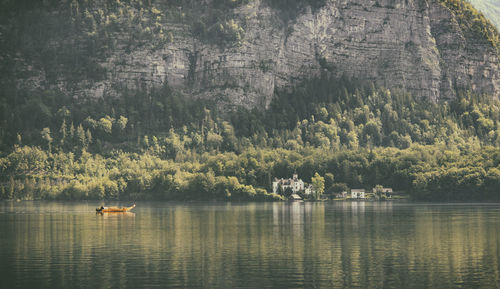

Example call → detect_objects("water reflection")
0 201 498 289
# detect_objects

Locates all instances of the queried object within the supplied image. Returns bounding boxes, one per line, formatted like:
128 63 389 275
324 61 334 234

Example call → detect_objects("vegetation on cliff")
3 0 496 82
468 0 500 30
440 0 500 54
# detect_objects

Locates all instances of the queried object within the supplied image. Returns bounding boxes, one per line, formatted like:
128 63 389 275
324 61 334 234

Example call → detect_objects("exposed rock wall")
24 0 500 107
429 2 499 99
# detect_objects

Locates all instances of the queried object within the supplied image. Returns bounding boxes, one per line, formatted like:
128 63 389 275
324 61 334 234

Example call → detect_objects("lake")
0 201 499 289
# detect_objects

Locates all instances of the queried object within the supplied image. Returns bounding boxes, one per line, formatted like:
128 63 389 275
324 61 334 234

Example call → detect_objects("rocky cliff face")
14 0 500 108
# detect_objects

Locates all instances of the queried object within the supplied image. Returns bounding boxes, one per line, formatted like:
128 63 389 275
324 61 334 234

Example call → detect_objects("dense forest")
1 75 500 201
0 0 499 201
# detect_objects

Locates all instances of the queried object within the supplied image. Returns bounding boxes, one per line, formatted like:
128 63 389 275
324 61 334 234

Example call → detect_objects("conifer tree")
76 124 86 149
85 129 92 148
60 120 67 147
41 128 53 153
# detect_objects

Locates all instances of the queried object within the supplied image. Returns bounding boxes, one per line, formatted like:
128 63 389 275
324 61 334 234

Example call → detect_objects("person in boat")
96 204 135 212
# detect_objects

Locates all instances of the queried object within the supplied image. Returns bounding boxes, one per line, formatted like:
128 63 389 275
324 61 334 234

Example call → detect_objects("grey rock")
23 0 500 108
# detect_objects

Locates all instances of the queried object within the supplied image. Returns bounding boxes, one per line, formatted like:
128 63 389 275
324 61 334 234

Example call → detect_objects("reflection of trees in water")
2 202 499 289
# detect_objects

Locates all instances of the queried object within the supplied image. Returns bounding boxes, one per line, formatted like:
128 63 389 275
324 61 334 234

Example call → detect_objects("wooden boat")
96 204 135 213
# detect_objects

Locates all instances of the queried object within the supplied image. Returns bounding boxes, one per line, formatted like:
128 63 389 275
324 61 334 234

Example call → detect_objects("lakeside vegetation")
1 76 500 201
2 143 499 202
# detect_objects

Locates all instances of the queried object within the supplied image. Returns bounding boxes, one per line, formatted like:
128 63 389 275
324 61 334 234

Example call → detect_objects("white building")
273 174 305 194
351 189 366 199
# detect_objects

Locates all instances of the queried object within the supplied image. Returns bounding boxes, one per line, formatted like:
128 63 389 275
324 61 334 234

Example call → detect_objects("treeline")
4 76 500 156
0 145 284 201
1 144 499 201
468 0 500 32
1 74 500 200
232 76 500 149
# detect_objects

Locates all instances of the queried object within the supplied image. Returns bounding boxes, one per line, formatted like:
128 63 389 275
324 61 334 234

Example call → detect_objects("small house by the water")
351 189 366 199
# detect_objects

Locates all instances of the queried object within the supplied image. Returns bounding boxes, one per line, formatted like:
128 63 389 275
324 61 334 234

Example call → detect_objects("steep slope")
0 0 498 108
469 0 500 29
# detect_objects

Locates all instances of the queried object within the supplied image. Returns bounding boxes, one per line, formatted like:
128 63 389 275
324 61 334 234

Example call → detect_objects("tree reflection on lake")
0 201 498 289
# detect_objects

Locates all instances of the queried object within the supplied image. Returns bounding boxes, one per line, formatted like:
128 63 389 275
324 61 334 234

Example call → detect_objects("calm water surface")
0 201 499 289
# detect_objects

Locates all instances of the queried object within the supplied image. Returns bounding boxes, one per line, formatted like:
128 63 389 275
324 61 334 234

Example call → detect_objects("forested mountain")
0 0 499 201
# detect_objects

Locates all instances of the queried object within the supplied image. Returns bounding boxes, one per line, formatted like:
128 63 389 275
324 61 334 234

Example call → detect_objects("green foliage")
192 14 245 47
1 69 500 201
440 0 500 54
97 116 113 135
40 127 53 152
468 0 500 30
2 142 499 201
311 172 325 199
0 0 176 86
